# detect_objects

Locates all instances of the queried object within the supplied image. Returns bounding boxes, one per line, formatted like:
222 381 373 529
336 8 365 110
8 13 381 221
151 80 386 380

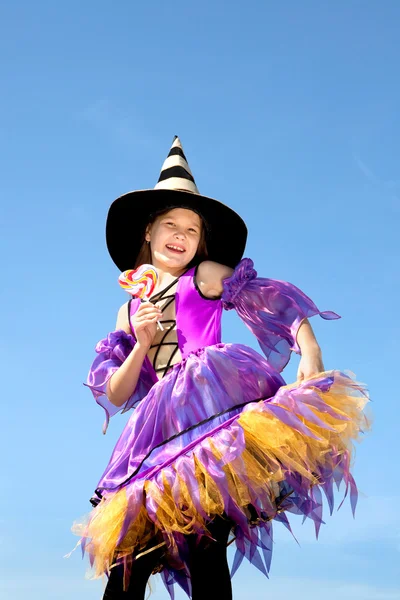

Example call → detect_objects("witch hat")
106 136 247 270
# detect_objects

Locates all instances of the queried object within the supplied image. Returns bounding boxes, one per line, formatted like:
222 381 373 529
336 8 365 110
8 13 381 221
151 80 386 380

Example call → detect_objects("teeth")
167 245 184 252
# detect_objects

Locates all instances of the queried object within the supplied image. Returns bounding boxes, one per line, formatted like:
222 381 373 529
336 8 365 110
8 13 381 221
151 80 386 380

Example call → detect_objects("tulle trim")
221 258 258 308
72 371 370 587
85 329 154 433
94 330 136 359
221 258 340 372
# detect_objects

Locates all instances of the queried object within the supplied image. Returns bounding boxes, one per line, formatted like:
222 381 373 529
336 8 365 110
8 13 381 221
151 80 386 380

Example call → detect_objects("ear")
145 226 151 242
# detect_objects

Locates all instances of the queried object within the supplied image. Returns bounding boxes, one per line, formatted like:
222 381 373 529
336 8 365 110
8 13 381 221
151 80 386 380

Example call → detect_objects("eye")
188 228 199 234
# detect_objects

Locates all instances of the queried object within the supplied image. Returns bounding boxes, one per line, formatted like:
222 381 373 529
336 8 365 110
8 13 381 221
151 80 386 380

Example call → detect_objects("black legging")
103 516 233 600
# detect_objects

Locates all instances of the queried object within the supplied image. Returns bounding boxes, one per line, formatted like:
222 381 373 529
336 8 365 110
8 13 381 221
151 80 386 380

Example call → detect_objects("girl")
76 136 369 600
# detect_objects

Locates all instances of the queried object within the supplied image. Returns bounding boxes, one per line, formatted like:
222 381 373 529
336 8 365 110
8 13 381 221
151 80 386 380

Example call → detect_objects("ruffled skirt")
73 343 370 597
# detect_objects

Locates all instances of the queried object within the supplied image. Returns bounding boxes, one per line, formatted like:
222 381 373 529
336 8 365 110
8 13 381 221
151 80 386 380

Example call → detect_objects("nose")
174 229 185 240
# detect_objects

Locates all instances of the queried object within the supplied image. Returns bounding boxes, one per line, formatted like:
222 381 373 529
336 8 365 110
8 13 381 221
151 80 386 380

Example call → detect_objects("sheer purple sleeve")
222 258 340 372
85 330 155 434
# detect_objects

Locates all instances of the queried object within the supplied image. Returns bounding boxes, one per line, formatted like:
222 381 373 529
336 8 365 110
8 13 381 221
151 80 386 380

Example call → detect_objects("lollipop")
118 264 164 330
118 264 158 300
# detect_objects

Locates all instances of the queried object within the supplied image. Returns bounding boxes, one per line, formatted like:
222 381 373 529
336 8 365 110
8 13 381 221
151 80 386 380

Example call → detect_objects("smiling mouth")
166 244 186 253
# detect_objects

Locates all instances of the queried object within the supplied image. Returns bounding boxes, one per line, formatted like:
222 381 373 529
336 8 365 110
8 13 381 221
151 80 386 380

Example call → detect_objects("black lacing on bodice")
128 275 181 378
148 277 180 377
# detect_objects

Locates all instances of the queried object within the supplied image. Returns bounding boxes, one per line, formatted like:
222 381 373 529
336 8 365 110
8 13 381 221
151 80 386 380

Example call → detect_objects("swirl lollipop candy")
118 264 164 330
118 264 158 299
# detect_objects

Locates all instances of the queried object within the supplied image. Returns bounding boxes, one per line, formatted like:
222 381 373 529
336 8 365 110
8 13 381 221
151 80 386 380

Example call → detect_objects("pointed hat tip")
171 135 182 148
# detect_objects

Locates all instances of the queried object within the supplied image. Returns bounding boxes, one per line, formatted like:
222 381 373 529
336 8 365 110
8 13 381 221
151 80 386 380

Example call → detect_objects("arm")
106 301 162 407
106 343 149 407
85 301 161 433
196 261 234 298
296 318 325 380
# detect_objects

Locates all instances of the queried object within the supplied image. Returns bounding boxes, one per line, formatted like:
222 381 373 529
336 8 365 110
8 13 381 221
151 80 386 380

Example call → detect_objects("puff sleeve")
85 330 155 433
221 258 340 372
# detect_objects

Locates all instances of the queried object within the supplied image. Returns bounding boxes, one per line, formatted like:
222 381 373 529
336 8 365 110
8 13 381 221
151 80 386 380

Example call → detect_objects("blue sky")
1 1 399 598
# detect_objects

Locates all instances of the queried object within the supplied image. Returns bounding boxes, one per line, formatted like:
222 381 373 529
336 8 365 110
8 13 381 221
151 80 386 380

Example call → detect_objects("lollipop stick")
144 296 164 331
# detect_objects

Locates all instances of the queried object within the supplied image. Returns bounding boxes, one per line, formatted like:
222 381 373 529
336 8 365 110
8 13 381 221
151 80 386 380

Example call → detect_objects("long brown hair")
134 208 209 269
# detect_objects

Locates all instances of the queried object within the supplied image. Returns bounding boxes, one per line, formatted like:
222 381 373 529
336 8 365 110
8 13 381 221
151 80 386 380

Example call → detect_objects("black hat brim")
106 188 247 271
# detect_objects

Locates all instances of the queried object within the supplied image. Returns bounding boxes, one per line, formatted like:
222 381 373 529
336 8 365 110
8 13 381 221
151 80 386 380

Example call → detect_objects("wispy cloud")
354 154 381 185
353 153 400 206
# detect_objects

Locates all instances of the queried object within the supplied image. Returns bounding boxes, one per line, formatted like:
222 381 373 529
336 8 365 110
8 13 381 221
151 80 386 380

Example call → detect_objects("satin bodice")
129 267 223 359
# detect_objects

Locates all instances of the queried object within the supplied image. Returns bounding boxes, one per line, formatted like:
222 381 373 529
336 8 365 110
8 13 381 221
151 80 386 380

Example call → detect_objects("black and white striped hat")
106 136 247 270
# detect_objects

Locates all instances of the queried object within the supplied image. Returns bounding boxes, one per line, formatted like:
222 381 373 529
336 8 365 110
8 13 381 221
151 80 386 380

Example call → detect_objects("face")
145 208 202 271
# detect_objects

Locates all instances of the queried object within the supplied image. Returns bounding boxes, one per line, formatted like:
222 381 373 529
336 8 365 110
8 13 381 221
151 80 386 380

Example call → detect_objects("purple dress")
79 258 369 598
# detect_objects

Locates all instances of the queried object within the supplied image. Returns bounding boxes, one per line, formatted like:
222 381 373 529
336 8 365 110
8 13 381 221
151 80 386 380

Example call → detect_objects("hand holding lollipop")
118 264 164 331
